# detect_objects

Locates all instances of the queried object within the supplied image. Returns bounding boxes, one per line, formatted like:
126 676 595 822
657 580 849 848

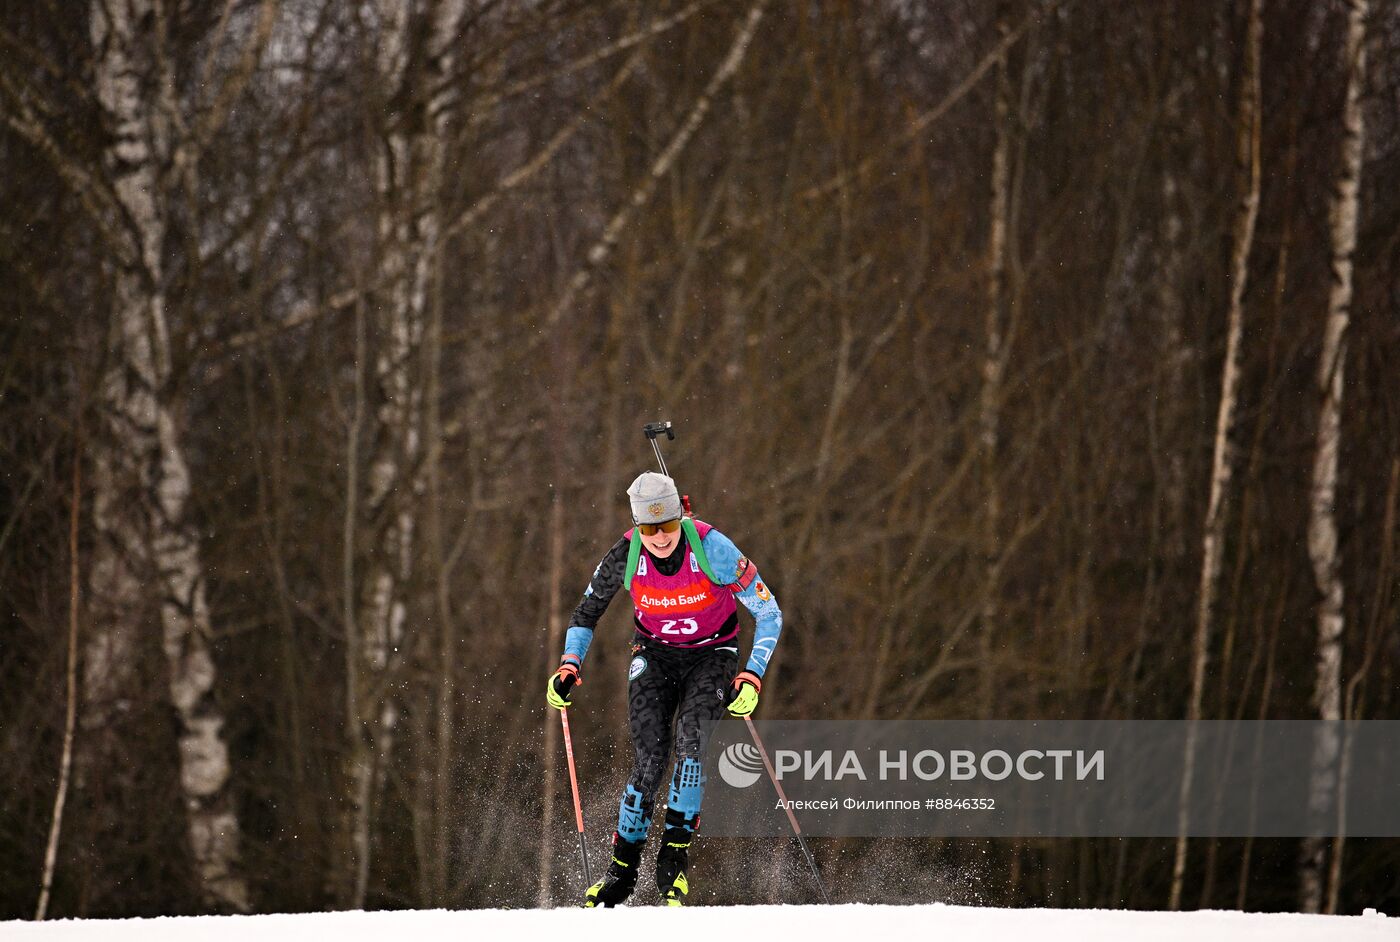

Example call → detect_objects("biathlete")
546 471 783 906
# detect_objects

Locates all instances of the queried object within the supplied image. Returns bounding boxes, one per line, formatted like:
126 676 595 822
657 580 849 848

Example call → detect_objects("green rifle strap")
680 517 721 584
624 518 723 590
624 528 643 591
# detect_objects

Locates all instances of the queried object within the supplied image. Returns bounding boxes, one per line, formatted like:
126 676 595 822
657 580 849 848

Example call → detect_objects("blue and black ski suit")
560 520 782 841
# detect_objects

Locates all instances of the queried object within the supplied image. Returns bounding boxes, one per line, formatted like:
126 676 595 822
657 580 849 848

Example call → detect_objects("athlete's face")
639 520 682 557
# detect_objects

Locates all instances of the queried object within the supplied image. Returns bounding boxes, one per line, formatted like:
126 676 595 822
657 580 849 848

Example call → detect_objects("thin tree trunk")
1170 0 1262 910
1157 43 1190 564
1327 459 1400 912
1301 0 1368 912
722 86 752 388
341 295 366 903
238 330 313 880
538 487 567 906
424 168 456 908
1236 581 1283 911
84 0 249 911
36 435 83 921
980 4 1012 718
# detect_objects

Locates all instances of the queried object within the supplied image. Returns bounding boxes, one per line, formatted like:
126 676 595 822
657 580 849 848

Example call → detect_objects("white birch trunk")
342 0 465 909
36 441 83 921
1170 0 1262 910
84 0 248 912
1300 0 1368 914
979 7 1012 718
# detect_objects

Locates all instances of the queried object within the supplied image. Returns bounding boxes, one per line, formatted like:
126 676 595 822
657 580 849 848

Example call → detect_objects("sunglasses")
637 518 682 536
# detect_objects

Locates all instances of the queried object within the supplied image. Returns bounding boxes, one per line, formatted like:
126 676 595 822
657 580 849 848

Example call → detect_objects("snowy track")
4 904 1395 941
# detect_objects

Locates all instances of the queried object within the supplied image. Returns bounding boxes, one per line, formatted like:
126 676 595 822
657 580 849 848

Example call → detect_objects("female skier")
545 471 783 906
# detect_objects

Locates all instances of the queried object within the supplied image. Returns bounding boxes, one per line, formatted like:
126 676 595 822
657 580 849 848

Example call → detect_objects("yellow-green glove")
546 662 581 710
725 671 762 717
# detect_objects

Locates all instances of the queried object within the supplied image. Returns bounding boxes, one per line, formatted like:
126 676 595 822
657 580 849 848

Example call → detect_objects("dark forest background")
1 0 1398 919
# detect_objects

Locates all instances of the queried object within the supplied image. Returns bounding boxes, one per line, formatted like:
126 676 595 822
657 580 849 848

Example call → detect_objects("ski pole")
743 715 832 904
559 707 592 887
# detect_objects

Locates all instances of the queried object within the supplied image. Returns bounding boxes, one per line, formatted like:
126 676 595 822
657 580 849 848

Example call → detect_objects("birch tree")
340 0 465 909
979 2 1014 717
83 0 249 912
1300 0 1368 914
1170 0 1262 910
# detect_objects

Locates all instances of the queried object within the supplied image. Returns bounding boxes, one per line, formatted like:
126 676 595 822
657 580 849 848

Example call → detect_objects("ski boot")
584 834 644 908
655 827 691 906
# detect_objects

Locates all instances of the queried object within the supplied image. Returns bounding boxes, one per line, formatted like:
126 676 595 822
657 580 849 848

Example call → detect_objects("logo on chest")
634 584 717 612
633 552 715 614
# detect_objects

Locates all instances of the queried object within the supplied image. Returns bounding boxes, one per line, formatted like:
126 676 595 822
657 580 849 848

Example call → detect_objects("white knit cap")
627 471 682 524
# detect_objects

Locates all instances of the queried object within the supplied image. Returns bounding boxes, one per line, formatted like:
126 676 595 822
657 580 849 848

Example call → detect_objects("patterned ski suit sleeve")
560 537 630 669
700 528 783 678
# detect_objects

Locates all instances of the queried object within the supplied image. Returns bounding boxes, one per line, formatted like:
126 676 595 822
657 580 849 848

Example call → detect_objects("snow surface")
4 904 1396 941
